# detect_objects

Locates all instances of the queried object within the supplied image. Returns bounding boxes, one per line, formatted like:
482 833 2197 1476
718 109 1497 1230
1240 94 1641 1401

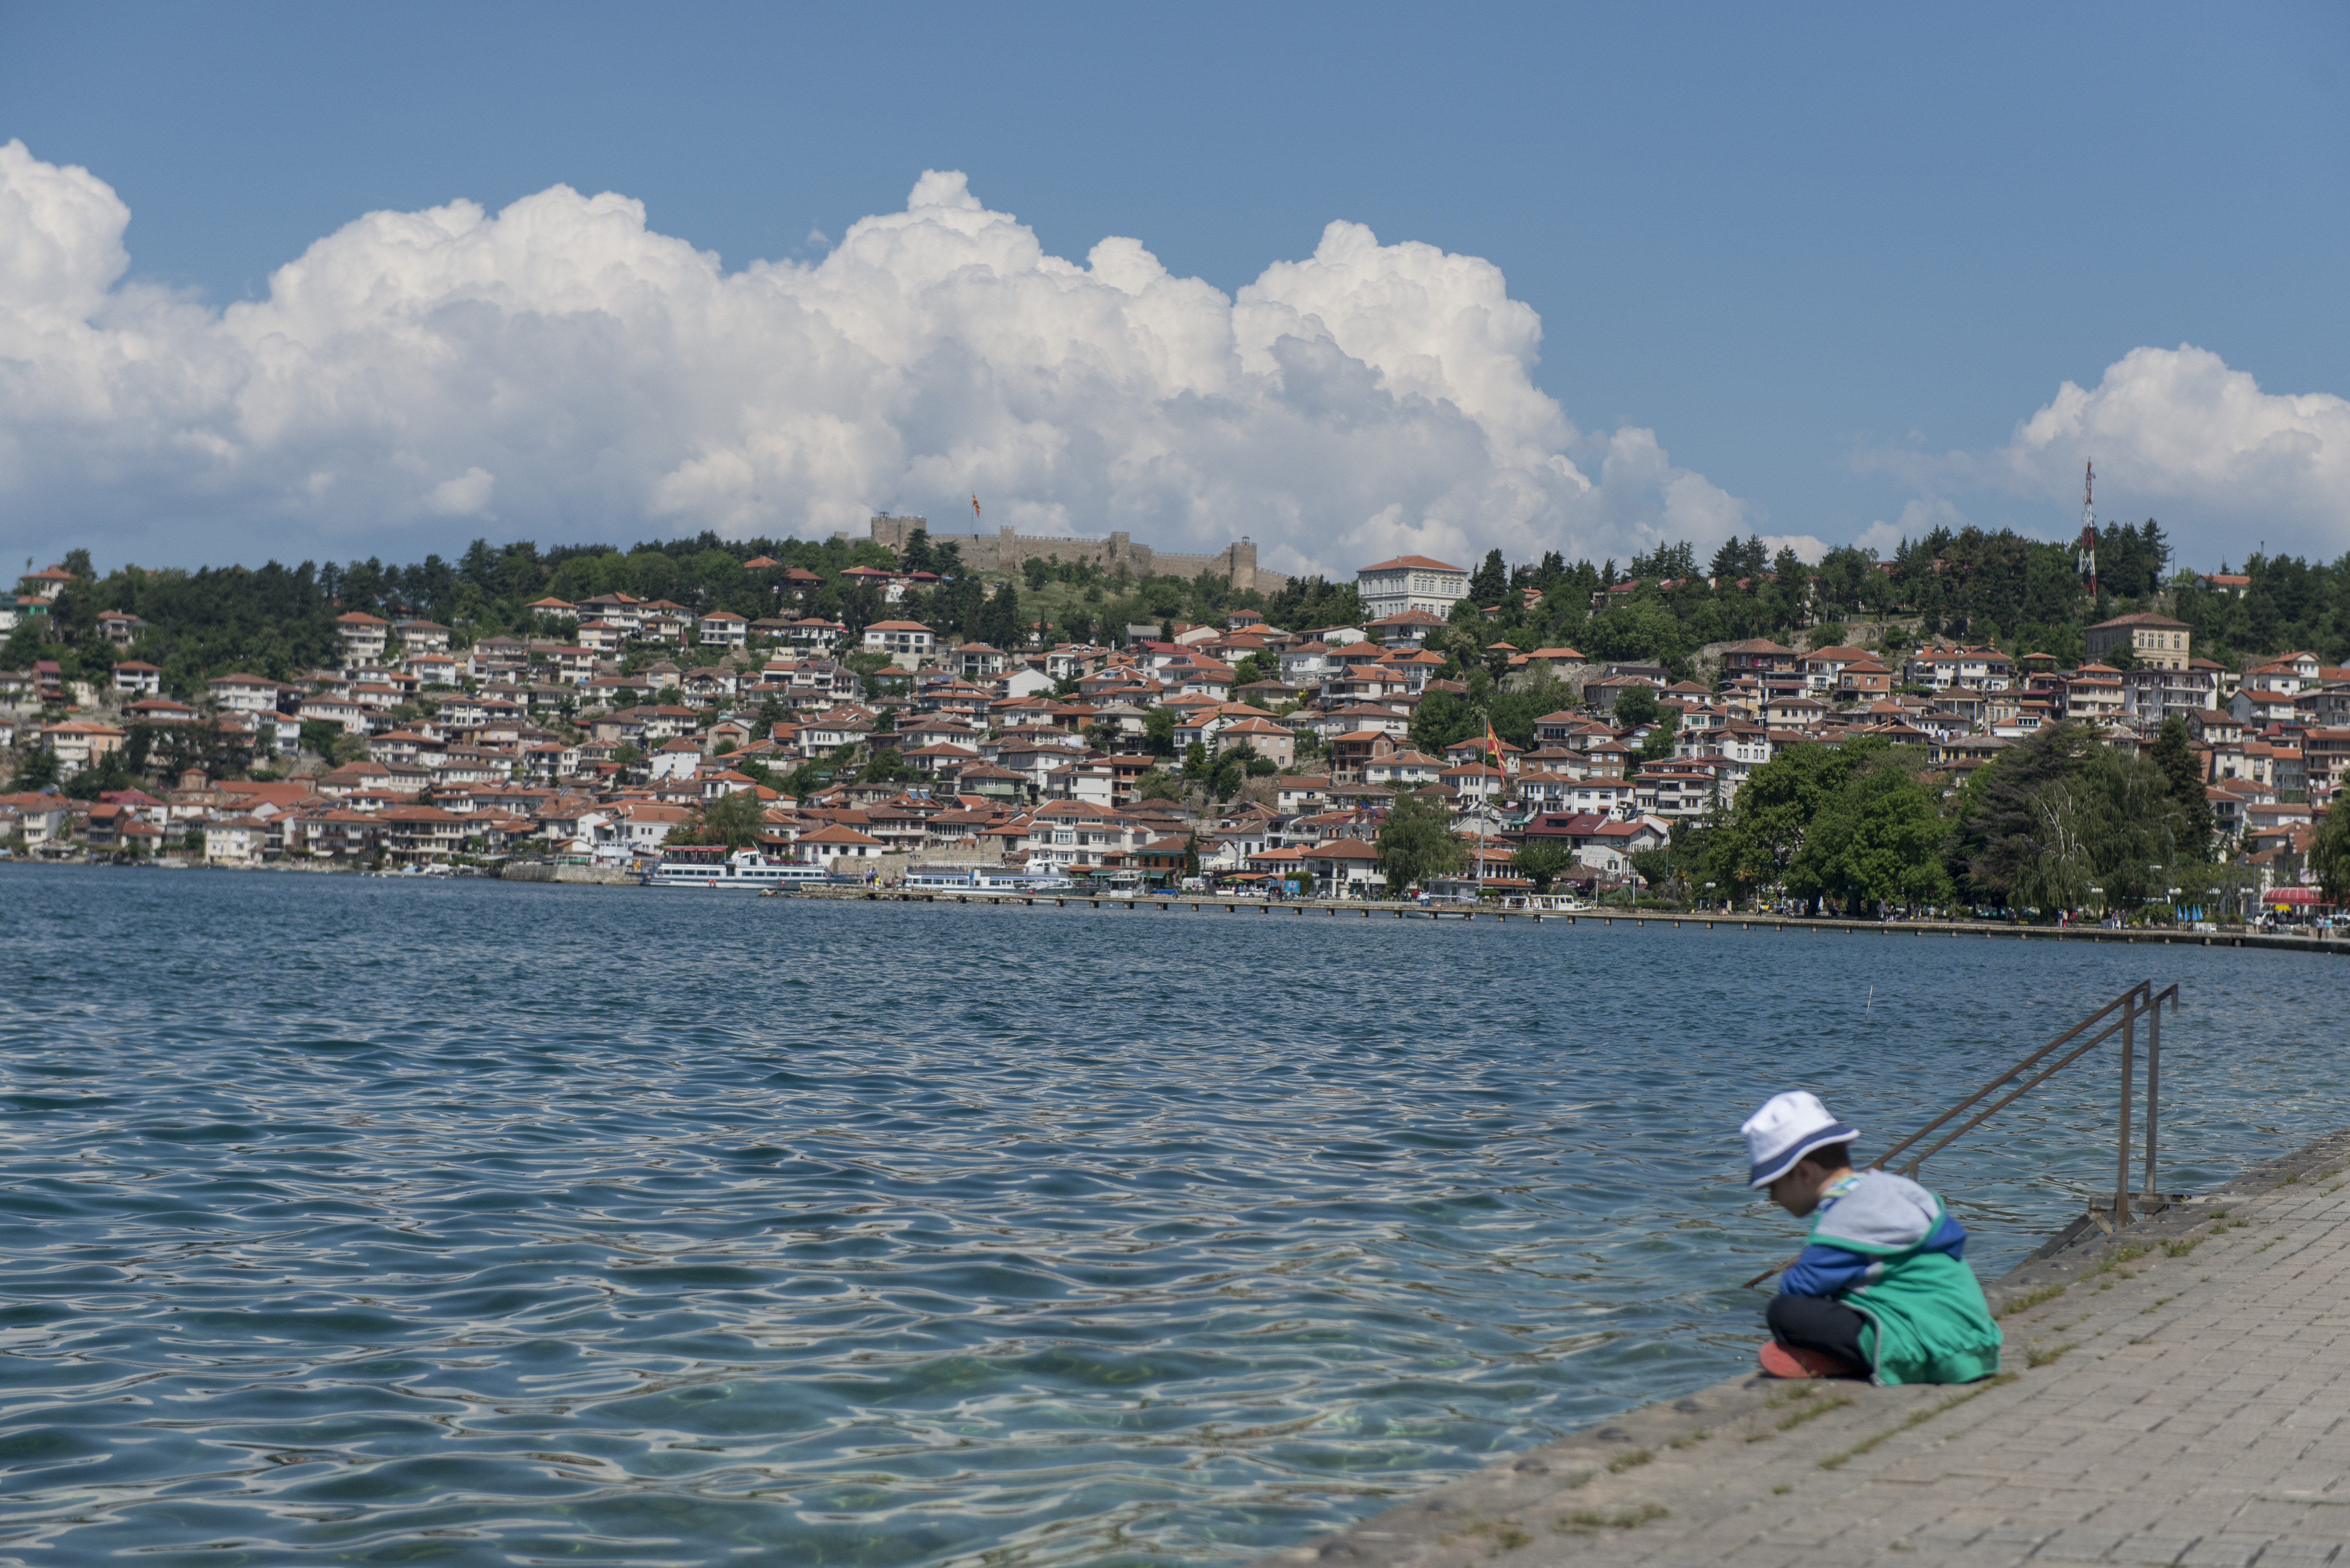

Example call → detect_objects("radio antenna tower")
2076 459 2099 599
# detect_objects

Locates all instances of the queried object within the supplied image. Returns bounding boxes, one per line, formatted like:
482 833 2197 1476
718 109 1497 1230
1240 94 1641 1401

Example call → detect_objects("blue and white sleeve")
1779 1242 1874 1298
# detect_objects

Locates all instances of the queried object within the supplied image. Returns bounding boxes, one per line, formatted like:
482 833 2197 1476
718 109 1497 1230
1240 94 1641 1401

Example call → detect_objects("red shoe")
1758 1341 1864 1379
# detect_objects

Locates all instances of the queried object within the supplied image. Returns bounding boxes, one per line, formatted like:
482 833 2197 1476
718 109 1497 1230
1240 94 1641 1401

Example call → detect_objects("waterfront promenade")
1265 1131 2350 1568
778 886 2350 957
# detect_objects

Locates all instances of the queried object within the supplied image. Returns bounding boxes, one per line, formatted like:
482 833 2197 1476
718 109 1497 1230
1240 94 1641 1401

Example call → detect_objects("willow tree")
1376 792 1466 896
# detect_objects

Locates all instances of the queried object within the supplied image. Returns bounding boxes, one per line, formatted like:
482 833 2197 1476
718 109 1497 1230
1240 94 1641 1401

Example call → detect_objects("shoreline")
1253 1125 2350 1567
12 858 2345 954
774 889 2350 954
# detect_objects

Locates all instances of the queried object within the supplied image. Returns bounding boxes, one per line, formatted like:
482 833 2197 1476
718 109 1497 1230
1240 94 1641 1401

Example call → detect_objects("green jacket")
1792 1169 2003 1386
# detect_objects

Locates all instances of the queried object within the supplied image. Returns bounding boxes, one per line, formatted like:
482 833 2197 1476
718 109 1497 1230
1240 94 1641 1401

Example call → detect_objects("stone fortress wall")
848 515 1290 596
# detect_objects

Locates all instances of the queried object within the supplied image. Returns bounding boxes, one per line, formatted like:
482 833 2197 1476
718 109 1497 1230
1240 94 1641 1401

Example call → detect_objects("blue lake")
0 864 2342 1565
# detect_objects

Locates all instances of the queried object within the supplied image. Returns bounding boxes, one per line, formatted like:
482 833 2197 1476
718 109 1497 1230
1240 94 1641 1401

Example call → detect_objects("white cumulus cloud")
1861 345 2350 561
0 140 1750 576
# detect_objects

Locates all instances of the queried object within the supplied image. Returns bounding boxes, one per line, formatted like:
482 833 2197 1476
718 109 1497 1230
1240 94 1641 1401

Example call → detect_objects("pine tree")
981 581 1021 647
1469 549 1508 606
2151 716 2214 860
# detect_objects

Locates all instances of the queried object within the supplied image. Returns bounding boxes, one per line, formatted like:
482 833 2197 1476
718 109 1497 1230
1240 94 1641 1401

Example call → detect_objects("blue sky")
3 0 2345 578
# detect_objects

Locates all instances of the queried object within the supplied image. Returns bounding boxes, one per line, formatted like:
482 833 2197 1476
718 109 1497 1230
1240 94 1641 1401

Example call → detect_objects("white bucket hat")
1742 1090 1859 1189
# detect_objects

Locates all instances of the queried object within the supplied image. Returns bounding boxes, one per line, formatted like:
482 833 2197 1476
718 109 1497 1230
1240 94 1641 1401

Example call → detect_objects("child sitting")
1742 1090 2004 1383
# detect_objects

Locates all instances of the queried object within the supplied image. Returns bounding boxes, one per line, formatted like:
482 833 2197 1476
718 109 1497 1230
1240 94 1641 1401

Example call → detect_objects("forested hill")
10 519 2348 700
8 534 894 695
1466 522 2338 675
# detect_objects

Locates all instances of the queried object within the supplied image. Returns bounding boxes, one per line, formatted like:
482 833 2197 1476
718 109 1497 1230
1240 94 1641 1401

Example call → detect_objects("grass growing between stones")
1554 1504 1669 1533
1747 1393 1855 1441
2026 1341 2077 1368
1995 1281 2068 1318
2086 1244 2150 1277
1815 1374 2017 1471
1447 1518 1533 1552
1606 1448 1653 1474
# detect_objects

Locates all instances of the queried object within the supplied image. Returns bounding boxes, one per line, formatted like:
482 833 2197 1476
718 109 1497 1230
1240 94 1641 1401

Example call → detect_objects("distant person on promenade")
1742 1091 2003 1383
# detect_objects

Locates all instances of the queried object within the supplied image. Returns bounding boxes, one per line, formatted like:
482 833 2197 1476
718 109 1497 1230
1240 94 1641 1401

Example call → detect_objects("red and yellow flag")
1483 721 1505 769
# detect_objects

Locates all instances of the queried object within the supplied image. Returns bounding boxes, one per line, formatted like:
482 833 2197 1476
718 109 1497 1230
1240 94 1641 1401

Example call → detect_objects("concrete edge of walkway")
1251 1127 2350 1568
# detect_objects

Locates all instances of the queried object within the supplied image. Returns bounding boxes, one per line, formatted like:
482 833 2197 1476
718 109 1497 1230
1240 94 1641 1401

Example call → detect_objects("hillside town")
0 535 2342 918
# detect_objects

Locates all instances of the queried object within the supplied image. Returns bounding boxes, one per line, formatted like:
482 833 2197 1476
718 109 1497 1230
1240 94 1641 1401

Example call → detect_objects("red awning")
2269 886 2326 905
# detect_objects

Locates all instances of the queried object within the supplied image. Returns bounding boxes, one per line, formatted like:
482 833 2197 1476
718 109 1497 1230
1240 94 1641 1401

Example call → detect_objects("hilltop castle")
847 515 1289 595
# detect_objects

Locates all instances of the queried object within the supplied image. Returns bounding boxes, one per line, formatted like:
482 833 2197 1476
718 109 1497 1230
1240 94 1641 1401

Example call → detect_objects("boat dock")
1256 1131 2350 1568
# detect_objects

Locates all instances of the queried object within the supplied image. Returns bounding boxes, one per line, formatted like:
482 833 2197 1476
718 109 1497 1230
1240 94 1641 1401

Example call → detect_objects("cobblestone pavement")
1260 1131 2350 1568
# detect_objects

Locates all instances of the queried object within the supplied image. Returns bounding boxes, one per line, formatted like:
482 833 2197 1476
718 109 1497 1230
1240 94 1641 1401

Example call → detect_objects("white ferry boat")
903 864 1078 893
644 849 828 889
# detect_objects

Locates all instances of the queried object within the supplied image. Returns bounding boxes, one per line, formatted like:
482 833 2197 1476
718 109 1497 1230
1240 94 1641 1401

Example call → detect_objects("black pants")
1767 1292 1869 1369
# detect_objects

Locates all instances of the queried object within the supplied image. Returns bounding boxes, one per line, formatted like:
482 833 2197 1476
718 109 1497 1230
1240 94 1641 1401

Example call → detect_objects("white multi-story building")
861 619 935 669
1354 555 1470 620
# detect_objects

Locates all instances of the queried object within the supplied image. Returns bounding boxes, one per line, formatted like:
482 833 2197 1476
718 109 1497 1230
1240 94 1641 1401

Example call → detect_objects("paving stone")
2037 1529 2133 1559
2253 1544 2345 1567
2182 1539 2281 1568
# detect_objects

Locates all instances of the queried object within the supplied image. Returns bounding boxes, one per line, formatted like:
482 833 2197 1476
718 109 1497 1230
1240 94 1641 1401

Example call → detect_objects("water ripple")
0 864 2340 1565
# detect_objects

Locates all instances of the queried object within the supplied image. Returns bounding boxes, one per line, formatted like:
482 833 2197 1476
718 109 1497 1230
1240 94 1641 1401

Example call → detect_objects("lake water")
2 864 2343 1566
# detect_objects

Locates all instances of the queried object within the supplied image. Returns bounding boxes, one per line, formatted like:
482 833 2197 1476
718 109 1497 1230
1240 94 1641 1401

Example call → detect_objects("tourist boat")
902 864 1078 893
643 848 827 889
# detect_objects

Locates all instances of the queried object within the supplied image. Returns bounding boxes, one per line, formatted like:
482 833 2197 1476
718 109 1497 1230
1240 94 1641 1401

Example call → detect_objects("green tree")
1376 791 1466 895
2311 798 2350 907
1022 557 1051 591
1628 846 1676 898
1789 752 1955 912
10 745 61 792
1611 684 1661 730
1469 548 1508 606
1707 738 1874 905
1181 740 1210 779
700 789 767 849
1408 688 1478 753
2005 776 2098 915
861 747 907 784
1144 707 1178 757
1511 838 1573 893
980 580 1023 647
2150 716 2213 859
1136 767 1183 801
898 529 935 574
1639 709 1679 761
1946 722 2186 912
1208 749 1246 800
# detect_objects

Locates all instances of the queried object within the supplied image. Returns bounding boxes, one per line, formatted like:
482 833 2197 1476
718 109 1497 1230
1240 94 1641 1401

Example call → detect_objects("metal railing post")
2144 989 2162 1200
2115 988 2137 1226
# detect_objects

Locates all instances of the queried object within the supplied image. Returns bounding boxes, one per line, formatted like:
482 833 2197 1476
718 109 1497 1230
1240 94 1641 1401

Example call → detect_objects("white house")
862 620 936 669
798 823 885 868
1355 555 1470 620
336 612 391 661
204 816 271 865
208 673 283 713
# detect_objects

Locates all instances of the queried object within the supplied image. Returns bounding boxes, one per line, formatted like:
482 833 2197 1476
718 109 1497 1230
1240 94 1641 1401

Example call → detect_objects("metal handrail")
1743 980 2184 1288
